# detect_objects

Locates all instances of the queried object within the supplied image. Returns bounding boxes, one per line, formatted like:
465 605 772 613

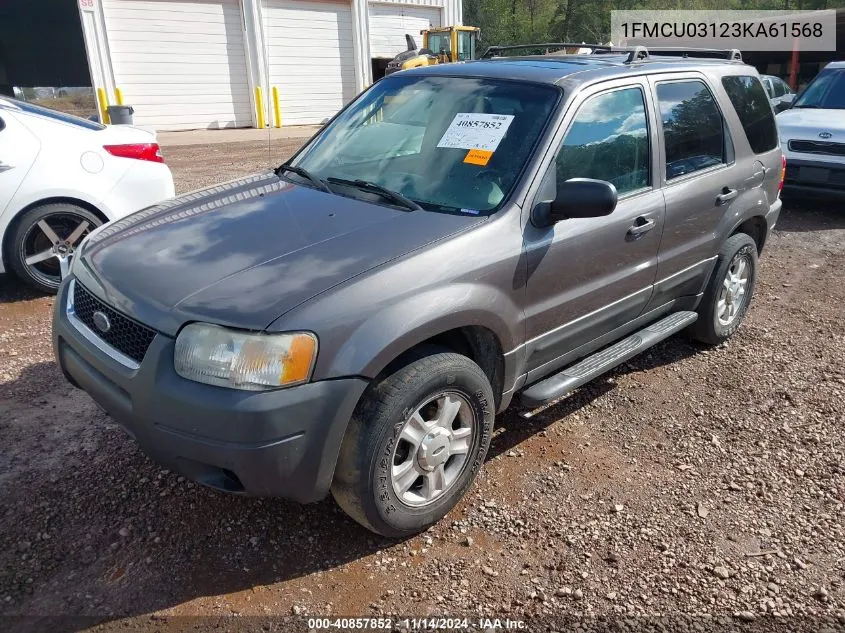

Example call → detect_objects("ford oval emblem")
819 131 833 139
92 311 111 334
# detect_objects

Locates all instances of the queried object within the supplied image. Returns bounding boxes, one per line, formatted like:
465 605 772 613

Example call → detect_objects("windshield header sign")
437 113 515 152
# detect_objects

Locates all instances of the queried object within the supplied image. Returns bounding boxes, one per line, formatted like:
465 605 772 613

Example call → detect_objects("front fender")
332 284 519 380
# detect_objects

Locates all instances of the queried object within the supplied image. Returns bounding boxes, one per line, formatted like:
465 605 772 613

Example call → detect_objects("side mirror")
548 178 618 223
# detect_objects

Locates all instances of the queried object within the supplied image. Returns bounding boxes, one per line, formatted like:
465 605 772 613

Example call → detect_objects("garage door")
264 0 357 126
102 0 252 131
368 3 442 59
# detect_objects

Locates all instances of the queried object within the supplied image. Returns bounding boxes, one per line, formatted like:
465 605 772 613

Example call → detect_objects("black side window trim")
655 78 731 183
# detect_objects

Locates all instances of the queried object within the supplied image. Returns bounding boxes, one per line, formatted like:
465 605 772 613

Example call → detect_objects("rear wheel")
332 350 494 537
689 233 758 345
8 203 102 294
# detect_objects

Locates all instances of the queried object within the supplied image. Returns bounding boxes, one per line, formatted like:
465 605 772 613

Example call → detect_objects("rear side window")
656 80 725 180
12 99 104 131
556 87 650 195
721 76 778 154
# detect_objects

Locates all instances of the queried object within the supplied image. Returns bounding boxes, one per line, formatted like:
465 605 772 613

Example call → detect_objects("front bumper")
782 157 845 200
52 278 368 503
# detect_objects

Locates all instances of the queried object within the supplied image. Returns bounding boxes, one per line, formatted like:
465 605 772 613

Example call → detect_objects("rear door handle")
0 162 13 173
716 188 738 206
627 217 656 239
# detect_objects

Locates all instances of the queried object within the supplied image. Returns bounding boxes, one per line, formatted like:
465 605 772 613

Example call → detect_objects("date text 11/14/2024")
307 617 527 630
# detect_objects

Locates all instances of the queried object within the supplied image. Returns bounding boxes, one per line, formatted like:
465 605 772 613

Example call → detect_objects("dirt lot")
1 139 844 632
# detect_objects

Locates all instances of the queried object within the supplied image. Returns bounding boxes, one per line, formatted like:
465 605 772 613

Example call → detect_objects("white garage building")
77 0 462 131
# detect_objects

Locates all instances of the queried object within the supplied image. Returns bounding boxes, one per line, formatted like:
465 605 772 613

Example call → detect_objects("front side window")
722 75 778 154
293 75 559 213
657 80 725 180
793 69 845 109
555 87 650 195
774 78 791 97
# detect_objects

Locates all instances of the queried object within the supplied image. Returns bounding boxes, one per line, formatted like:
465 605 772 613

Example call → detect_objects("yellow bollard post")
272 86 282 128
114 87 124 106
97 88 110 124
254 86 266 129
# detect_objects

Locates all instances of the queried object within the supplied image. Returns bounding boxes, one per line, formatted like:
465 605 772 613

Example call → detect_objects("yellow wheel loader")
384 26 481 76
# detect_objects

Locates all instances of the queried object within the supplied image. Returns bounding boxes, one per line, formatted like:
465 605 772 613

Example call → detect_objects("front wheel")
689 232 758 345
332 350 495 537
8 203 102 294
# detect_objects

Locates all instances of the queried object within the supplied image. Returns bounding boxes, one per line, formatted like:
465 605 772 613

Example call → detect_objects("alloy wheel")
391 391 477 507
21 213 97 287
717 252 751 326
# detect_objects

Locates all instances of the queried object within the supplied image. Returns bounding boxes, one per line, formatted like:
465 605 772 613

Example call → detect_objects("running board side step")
518 311 698 415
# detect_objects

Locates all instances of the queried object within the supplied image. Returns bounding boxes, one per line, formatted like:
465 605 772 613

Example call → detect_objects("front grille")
73 282 156 364
788 140 845 157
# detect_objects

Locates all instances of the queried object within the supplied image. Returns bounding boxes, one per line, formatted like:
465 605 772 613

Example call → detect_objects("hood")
77 172 482 335
777 108 845 142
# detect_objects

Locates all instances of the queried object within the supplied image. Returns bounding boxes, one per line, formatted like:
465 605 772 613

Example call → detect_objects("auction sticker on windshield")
437 113 515 152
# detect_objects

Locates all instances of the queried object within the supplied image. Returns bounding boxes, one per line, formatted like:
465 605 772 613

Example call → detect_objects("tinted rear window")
11 99 104 130
721 76 778 154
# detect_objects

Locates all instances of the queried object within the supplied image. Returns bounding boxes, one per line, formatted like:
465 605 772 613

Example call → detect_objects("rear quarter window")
721 76 778 154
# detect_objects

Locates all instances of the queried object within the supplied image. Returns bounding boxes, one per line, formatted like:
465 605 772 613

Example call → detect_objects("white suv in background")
0 98 175 293
777 61 845 200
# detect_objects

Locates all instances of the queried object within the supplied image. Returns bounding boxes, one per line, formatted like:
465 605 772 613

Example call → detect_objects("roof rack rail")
479 42 744 63
625 47 743 62
480 42 612 59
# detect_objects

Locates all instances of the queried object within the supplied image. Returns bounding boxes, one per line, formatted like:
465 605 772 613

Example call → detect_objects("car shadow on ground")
0 273 45 303
2 335 700 628
776 198 845 233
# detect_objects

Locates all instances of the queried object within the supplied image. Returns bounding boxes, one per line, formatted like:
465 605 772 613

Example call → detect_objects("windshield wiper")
276 163 332 193
326 177 422 212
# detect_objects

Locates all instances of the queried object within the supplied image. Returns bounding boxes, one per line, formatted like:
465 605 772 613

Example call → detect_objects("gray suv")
53 48 783 537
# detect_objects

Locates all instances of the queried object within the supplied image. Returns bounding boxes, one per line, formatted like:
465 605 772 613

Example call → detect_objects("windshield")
793 69 845 109
427 33 451 55
291 75 559 214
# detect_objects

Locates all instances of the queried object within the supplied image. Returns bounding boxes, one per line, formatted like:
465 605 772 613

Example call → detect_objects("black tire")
332 350 495 538
689 233 758 346
8 203 102 294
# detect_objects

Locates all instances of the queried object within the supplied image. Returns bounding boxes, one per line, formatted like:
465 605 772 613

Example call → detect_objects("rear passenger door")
645 74 754 309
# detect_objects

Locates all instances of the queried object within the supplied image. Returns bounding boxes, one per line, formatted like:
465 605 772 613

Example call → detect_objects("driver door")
522 81 664 380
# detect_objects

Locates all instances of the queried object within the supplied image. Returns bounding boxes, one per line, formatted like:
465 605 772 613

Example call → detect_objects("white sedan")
0 97 175 293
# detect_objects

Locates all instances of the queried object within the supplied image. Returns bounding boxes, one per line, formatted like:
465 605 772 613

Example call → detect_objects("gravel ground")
1 139 843 632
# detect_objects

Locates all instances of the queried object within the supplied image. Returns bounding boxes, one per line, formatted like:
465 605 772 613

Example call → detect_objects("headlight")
174 323 317 391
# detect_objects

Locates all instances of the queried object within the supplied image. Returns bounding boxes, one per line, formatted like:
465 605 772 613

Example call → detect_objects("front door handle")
0 162 13 173
627 217 656 239
716 187 738 206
